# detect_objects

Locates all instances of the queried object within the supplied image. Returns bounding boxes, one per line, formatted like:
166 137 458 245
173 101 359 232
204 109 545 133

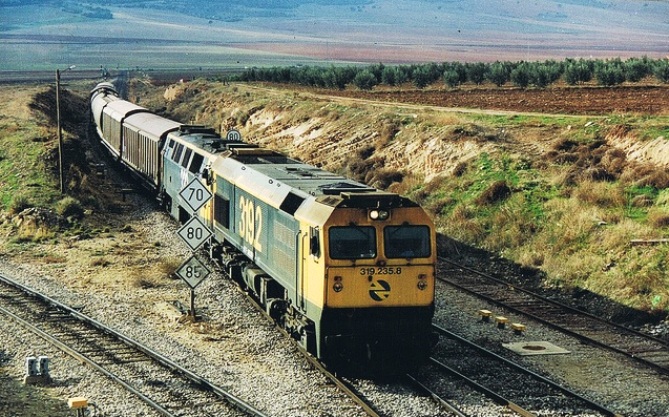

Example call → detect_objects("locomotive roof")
167 125 237 156
212 146 416 210
230 152 372 194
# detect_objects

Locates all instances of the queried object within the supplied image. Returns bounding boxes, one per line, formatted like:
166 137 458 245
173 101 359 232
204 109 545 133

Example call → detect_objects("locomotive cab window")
172 143 184 163
384 225 431 258
189 153 204 174
329 226 376 259
181 148 193 168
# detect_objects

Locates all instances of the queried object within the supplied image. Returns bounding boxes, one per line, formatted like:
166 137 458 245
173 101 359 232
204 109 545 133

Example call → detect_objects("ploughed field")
330 84 669 115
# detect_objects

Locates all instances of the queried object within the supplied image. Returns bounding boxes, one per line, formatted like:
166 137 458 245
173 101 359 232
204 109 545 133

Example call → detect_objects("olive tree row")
234 57 669 89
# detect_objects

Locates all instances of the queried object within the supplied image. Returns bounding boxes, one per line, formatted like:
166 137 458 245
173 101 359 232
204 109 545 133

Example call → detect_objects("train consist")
90 81 437 374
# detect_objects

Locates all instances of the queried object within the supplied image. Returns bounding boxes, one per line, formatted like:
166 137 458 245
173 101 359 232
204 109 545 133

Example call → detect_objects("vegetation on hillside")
0 84 109 243
1 74 668 315
235 57 669 90
155 80 669 314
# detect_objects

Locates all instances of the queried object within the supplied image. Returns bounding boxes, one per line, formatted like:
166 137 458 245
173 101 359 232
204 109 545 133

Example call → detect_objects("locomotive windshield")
329 226 376 259
384 225 431 258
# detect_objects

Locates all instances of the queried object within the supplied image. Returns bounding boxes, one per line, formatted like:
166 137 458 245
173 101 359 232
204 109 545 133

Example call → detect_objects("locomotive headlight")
333 276 344 292
417 274 428 291
369 209 389 221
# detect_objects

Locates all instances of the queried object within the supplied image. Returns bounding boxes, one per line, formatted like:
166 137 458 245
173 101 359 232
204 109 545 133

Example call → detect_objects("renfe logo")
369 280 391 301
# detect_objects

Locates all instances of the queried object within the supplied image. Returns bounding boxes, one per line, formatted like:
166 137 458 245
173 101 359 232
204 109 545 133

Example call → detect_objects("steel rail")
404 373 470 417
0 273 269 417
433 324 623 417
424 357 537 417
225 268 384 417
0 303 176 417
438 256 669 376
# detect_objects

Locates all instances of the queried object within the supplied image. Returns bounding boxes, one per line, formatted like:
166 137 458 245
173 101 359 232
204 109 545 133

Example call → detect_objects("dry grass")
573 181 626 208
6 80 669 315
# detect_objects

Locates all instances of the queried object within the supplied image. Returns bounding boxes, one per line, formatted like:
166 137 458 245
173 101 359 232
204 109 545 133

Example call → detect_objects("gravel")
0 199 444 417
1 193 668 416
434 280 669 417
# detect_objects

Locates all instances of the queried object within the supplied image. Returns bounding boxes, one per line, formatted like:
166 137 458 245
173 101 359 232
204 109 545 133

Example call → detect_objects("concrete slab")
502 341 570 356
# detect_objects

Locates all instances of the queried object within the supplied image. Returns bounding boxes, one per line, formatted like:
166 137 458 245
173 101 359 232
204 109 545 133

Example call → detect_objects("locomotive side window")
172 143 184 162
280 192 304 215
181 148 193 168
384 225 431 258
214 194 230 229
189 152 204 174
329 226 376 259
309 226 320 257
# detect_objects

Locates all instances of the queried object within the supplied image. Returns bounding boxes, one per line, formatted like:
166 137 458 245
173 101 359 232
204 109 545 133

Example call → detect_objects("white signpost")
226 128 242 142
179 177 212 213
176 177 213 320
178 217 213 251
175 255 211 289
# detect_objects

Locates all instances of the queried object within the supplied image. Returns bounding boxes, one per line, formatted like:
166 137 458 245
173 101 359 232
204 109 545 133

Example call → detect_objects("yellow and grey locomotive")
91 82 436 374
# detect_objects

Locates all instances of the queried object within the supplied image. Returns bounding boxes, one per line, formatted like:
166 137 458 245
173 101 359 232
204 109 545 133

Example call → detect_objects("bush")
352 70 378 90
56 196 84 219
510 64 531 88
648 211 669 228
9 195 33 215
486 62 510 87
595 61 625 86
564 59 593 85
653 59 669 83
475 181 512 205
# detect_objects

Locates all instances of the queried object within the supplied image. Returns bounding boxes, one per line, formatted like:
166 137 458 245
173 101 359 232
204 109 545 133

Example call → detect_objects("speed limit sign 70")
179 178 212 213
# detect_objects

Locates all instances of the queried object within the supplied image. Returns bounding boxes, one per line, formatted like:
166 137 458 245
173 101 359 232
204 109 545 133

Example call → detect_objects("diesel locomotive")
90 81 437 374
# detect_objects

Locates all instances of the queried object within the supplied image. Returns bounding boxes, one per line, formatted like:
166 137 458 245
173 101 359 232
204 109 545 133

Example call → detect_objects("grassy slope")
1 79 667 315
151 79 669 313
0 85 60 210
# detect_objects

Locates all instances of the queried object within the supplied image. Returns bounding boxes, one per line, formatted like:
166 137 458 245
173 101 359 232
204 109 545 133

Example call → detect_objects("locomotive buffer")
176 178 213 320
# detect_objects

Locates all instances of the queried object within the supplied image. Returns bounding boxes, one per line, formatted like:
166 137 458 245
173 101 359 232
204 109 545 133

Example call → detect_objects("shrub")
648 211 669 228
352 70 378 90
574 181 625 208
56 196 84 219
8 195 33 215
475 181 512 206
373 169 404 189
653 59 669 83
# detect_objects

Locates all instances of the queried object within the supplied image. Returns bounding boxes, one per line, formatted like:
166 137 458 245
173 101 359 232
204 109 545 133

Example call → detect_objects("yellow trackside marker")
478 309 493 322
496 316 508 329
512 323 526 335
68 397 88 409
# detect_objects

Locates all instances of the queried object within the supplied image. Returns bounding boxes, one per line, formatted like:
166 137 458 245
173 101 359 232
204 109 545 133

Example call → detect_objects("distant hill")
1 0 669 71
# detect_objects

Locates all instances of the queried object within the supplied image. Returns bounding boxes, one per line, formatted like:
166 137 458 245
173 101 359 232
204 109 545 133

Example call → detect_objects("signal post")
175 178 213 320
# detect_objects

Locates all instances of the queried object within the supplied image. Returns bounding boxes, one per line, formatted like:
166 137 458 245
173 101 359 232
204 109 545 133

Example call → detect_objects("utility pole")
56 65 75 194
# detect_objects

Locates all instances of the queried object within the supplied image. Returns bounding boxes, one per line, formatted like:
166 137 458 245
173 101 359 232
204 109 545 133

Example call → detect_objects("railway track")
408 325 621 417
438 257 669 376
0 273 268 417
215 260 385 417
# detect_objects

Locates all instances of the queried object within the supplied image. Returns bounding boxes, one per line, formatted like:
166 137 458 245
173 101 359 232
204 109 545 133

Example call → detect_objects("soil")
326 84 669 116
